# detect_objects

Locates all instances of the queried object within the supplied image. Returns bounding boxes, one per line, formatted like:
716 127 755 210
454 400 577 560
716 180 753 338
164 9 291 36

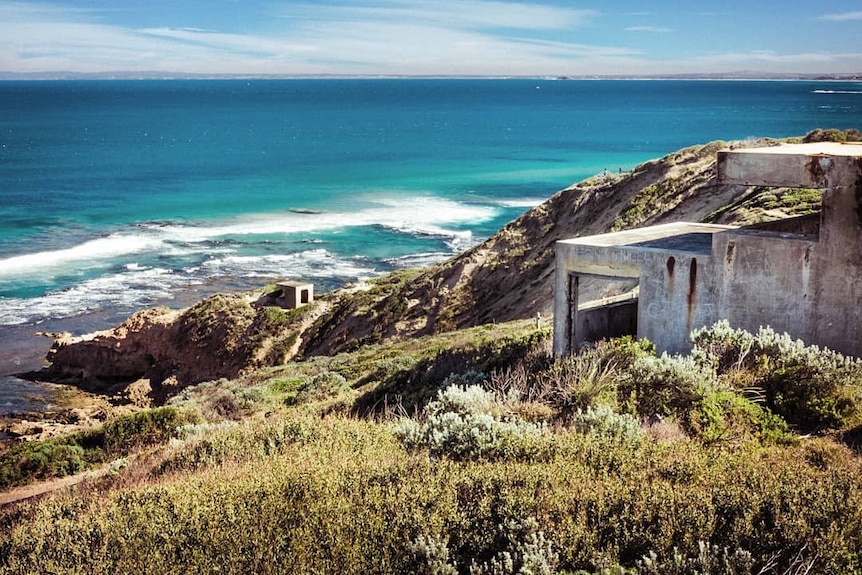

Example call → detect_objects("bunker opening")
568 272 639 352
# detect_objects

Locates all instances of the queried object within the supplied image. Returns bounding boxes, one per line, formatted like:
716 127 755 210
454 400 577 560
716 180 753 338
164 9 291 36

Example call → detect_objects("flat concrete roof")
558 222 732 255
718 142 862 188
722 142 862 158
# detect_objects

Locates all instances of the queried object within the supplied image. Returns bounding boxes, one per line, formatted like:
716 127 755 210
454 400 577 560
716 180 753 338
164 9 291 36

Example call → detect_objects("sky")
1 0 861 77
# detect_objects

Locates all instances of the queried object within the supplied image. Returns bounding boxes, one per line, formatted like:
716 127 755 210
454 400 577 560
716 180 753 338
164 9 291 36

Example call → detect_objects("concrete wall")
637 253 716 355
576 300 638 345
809 186 862 356
553 242 641 355
280 282 314 309
709 230 816 343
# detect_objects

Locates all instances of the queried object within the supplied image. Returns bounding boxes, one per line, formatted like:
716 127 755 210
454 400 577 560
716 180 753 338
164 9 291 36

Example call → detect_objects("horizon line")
1 71 861 82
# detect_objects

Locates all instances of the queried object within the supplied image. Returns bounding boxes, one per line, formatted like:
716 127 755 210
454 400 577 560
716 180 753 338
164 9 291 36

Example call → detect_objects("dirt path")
0 465 111 507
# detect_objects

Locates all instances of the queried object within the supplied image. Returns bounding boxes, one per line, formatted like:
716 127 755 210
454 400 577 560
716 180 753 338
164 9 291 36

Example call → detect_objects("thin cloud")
818 11 862 22
275 0 599 31
625 25 672 33
0 0 609 75
2 0 859 76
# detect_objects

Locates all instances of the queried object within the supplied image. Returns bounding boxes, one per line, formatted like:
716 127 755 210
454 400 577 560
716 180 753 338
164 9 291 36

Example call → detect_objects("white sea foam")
154 196 495 246
813 90 862 95
495 198 547 208
0 249 378 326
0 195 496 326
0 266 184 325
0 233 166 280
202 249 377 280
385 252 452 268
0 196 492 287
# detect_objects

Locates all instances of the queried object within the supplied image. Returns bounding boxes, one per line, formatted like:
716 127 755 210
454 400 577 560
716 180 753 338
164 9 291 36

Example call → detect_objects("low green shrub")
353 327 551 418
542 346 619 415
687 391 794 446
0 442 88 488
0 406 199 489
84 406 202 453
692 321 862 431
2 416 861 574
287 371 352 406
394 384 552 461
409 518 560 575
572 405 644 445
158 415 317 475
408 535 459 575
618 353 722 420
170 379 264 421
635 541 755 575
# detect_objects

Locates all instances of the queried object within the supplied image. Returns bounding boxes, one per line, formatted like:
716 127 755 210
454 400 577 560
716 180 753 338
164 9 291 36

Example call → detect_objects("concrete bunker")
278 280 314 309
554 142 862 358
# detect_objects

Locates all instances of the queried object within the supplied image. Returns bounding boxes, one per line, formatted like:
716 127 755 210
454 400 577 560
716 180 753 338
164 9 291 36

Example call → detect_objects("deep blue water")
1 78 861 411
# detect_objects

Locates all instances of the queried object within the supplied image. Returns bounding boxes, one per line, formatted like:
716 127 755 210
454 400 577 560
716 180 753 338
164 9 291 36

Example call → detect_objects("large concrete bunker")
554 142 862 357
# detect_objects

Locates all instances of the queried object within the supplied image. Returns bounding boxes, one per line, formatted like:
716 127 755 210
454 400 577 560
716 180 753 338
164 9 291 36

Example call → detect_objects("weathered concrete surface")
718 142 862 188
553 222 731 354
278 281 314 309
555 143 862 357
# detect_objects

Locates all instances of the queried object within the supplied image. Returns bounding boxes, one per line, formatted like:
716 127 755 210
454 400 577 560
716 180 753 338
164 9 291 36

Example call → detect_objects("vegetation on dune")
0 406 199 490
3 321 862 574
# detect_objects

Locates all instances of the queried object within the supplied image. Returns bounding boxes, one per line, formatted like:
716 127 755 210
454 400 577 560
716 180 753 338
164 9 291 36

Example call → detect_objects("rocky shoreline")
0 382 120 442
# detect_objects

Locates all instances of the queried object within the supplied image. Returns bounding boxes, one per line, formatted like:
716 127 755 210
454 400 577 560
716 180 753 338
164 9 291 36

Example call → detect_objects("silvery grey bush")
393 384 546 460
572 405 644 444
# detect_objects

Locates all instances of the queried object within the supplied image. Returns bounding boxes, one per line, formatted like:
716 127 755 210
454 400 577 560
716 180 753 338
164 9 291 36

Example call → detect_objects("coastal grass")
188 318 553 418
1 413 861 574
3 321 862 573
0 406 200 490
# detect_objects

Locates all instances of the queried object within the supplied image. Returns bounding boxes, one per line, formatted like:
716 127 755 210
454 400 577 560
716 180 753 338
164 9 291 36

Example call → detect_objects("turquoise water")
1 78 862 402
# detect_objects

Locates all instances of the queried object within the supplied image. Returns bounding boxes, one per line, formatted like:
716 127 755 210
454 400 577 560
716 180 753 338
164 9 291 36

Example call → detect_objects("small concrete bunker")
554 142 862 358
278 280 314 309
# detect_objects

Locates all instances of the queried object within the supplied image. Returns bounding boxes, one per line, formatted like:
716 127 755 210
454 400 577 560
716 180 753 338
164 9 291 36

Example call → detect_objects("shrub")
0 406 199 489
687 391 794 446
288 371 352 406
635 541 754 575
3 415 862 574
572 405 644 445
393 384 551 461
542 347 619 415
802 128 862 143
407 535 459 575
0 442 88 488
409 518 560 575
92 406 201 452
603 336 657 368
692 321 862 431
470 518 560 575
170 379 264 421
618 353 722 420
158 415 317 474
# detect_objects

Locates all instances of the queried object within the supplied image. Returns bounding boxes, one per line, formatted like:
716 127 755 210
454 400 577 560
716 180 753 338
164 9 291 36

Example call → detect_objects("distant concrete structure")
278 281 314 309
554 142 862 358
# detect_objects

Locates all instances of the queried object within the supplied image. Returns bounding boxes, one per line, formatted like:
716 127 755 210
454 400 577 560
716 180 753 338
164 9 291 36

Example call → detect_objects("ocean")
2 78 862 413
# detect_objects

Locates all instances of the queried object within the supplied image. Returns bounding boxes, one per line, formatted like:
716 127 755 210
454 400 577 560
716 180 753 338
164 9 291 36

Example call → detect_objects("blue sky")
1 0 861 76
